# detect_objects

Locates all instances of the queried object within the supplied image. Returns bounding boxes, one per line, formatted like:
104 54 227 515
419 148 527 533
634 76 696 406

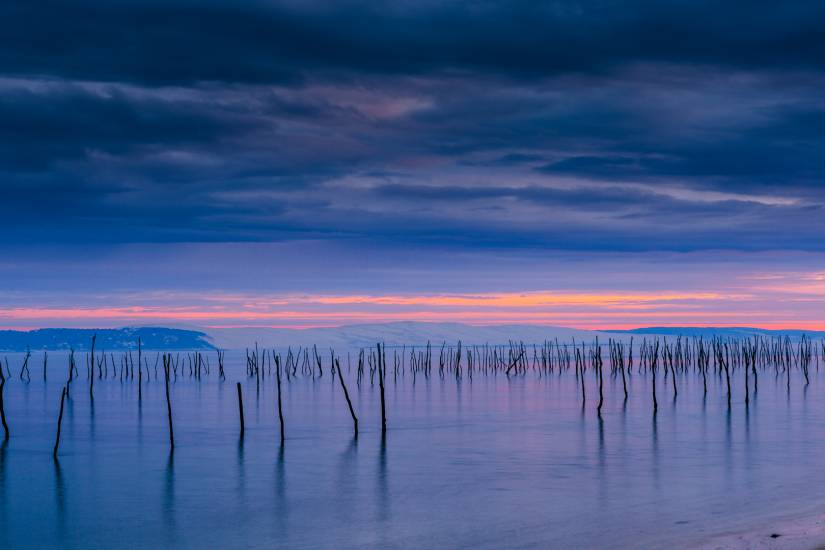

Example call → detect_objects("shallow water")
1 351 824 549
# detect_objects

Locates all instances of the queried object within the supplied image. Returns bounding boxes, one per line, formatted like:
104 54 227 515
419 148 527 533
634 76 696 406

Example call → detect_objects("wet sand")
694 514 825 549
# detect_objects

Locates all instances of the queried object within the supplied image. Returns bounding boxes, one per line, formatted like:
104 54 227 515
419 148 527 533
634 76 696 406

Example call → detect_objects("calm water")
1 350 824 549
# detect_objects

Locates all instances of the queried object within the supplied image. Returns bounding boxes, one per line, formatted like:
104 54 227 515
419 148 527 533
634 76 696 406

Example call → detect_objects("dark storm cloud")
0 83 246 171
540 106 825 185
2 1 825 252
3 1 825 84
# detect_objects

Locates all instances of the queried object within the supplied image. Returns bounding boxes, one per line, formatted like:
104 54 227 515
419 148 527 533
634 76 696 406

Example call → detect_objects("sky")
1 0 824 330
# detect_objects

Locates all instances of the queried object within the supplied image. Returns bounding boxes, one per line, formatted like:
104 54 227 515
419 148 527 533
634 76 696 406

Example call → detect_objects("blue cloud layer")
1 1 824 253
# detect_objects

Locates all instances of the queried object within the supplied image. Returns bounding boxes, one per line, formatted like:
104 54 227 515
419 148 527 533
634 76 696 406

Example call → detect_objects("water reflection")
236 438 245 502
89 394 96 443
0 438 7 535
724 405 733 494
67 391 75 439
0 352 823 549
274 444 288 542
138 397 143 445
53 457 66 539
651 411 660 492
336 437 359 526
377 435 389 523
164 451 176 544
597 415 607 510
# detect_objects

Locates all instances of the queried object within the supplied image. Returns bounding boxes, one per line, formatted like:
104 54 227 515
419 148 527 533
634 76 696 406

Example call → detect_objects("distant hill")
1 324 819 352
206 322 636 349
606 327 825 340
0 327 214 351
205 322 825 349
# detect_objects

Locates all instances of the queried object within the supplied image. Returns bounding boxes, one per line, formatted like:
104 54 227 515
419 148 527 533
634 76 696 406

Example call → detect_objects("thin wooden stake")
377 343 387 435
0 366 8 440
163 355 174 450
53 386 67 459
138 337 143 402
275 353 285 445
89 334 96 401
335 358 358 438
236 382 245 438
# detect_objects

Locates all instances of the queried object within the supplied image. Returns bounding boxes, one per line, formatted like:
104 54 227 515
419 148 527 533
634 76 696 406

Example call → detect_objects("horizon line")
2 322 824 333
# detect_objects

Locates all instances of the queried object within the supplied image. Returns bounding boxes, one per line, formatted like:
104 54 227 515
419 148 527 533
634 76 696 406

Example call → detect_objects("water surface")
0 351 823 548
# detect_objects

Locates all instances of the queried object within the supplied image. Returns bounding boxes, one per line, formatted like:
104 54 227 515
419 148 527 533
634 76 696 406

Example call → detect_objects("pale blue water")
0 350 824 548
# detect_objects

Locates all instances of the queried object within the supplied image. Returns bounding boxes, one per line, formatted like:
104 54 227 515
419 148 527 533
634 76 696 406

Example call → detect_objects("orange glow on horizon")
0 285 823 331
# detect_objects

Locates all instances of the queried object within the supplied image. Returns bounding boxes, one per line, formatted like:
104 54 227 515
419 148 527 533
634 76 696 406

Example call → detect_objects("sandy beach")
694 514 825 549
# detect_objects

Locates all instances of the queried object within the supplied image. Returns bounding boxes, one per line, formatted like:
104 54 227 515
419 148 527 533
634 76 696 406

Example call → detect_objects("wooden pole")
701 355 707 395
335 358 358 438
274 353 284 445
163 355 174 450
19 348 31 382
53 386 67 458
138 337 142 402
620 359 628 401
0 366 8 440
377 343 387 436
652 341 659 413
724 361 731 407
236 382 245 438
89 334 96 401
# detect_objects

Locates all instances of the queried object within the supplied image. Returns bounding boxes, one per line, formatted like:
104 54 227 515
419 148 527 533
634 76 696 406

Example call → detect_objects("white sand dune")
203 321 639 350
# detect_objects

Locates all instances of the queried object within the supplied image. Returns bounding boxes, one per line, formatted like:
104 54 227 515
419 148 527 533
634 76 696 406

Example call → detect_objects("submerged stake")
335 358 358 438
163 355 174 449
53 386 67 458
236 382 245 438
138 337 143 402
0 367 8 440
89 334 96 401
274 353 285 445
377 343 387 435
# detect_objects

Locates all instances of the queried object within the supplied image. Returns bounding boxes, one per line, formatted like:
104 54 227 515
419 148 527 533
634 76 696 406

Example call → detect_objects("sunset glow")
3 275 823 330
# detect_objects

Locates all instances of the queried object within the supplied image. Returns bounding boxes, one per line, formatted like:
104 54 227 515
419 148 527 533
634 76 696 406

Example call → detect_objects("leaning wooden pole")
335 358 358 438
236 382 245 438
652 341 659 413
53 386 67 459
722 346 731 408
274 353 285 445
377 343 387 436
163 355 174 450
138 337 143 402
620 359 628 401
0 366 8 440
89 334 96 401
652 363 658 413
